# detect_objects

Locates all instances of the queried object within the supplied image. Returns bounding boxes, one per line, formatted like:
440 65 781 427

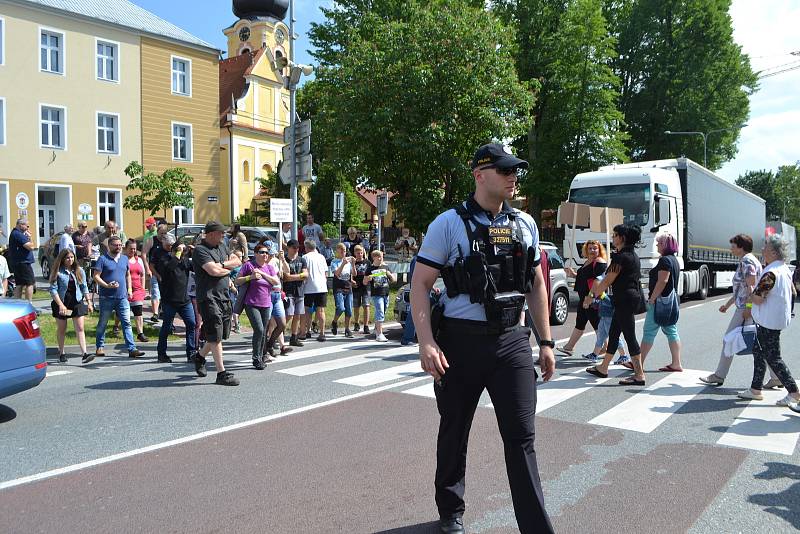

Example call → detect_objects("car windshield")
569 183 651 227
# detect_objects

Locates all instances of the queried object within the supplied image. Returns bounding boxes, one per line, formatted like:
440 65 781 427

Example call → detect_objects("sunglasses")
255 250 269 255
480 165 520 176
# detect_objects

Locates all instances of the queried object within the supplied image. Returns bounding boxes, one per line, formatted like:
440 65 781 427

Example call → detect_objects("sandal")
619 376 646 386
619 361 634 370
556 346 574 356
586 366 608 378
658 365 683 372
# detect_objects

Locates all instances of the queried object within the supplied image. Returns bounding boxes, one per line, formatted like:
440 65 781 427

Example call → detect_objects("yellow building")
219 12 291 223
0 0 220 247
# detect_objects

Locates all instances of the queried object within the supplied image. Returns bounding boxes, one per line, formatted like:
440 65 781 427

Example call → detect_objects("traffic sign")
279 155 313 185
282 136 311 162
283 119 311 143
333 191 345 222
377 193 389 216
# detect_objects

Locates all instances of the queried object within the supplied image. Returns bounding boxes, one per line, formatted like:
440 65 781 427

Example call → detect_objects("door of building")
39 206 56 243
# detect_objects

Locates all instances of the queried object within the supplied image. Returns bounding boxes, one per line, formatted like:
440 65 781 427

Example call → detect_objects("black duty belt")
439 317 525 336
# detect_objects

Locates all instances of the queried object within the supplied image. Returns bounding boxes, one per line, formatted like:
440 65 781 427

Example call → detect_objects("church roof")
219 47 268 120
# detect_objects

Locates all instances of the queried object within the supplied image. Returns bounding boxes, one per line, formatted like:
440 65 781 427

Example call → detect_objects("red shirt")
128 256 146 303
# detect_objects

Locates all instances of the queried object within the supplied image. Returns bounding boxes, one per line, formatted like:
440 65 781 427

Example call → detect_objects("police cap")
471 143 529 170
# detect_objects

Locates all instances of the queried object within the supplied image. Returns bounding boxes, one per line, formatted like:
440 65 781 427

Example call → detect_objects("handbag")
635 290 647 315
653 256 680 326
736 320 757 355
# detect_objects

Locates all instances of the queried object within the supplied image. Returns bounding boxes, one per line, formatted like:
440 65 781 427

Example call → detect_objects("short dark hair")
612 224 641 247
287 239 299 248
729 233 753 253
108 236 122 245
125 238 137 248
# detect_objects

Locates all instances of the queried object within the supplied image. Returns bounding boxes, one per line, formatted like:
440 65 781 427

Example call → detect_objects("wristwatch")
538 339 555 348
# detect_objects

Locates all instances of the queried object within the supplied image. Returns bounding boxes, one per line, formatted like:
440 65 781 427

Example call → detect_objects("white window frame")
39 26 66 76
95 38 120 83
0 97 5 146
173 206 194 225
39 103 67 150
170 55 192 97
171 121 192 162
96 111 120 155
0 17 5 66
96 188 123 229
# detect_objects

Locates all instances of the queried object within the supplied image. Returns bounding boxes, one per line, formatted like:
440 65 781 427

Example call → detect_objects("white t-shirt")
302 223 323 246
59 232 76 253
303 250 329 294
0 255 10 282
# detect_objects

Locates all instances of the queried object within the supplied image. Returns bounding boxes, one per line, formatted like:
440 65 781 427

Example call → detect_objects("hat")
204 221 226 234
145 217 156 226
470 143 529 170
286 239 299 248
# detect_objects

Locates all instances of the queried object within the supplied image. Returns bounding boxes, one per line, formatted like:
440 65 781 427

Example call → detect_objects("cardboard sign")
557 202 591 228
589 207 624 233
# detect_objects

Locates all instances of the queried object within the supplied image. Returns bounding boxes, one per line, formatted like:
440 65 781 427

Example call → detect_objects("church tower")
223 0 290 60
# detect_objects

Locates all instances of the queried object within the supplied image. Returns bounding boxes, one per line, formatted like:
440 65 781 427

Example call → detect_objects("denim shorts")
270 291 286 319
372 295 389 322
150 276 160 301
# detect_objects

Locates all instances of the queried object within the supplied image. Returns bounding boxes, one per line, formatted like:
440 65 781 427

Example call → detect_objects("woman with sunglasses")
236 243 281 369
49 248 93 363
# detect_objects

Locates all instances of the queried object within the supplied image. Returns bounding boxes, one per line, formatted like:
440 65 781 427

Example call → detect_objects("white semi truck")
562 158 766 299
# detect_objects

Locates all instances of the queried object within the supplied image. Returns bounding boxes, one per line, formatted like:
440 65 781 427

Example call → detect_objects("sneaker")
253 358 265 370
614 355 631 365
363 324 370 335
317 334 327 342
737 389 764 401
215 371 240 386
776 394 795 407
186 353 195 363
790 402 800 414
58 353 67 363
289 336 304 347
232 325 241 334
331 320 338 336
353 322 360 331
280 346 294 355
400 340 418 346
344 329 354 338
376 333 388 342
763 378 785 390
148 315 160 324
194 354 208 377
311 322 319 333
129 350 145 358
700 374 724 386
81 353 94 364
583 353 599 363
137 333 149 343
157 355 172 363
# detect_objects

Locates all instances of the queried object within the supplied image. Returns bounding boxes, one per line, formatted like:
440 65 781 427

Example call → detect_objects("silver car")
394 242 570 326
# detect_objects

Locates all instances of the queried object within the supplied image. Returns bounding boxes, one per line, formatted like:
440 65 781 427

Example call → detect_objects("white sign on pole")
283 119 311 143
333 191 345 222
282 137 311 162
279 155 313 185
269 198 293 223
377 193 388 216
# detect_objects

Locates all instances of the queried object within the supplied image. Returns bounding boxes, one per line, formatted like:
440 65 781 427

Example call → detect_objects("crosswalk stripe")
278 346 417 377
403 382 436 398
46 370 72 377
588 369 708 433
717 389 800 456
335 361 426 387
535 367 630 414
269 340 388 364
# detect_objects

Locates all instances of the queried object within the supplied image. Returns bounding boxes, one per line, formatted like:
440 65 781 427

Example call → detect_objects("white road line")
589 369 708 433
684 304 704 310
268 340 388 364
335 361 426 387
278 346 417 376
535 367 630 414
46 370 72 377
0 375 430 492
403 382 435 398
717 389 800 456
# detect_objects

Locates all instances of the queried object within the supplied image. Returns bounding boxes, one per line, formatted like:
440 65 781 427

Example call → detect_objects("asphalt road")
1 292 799 533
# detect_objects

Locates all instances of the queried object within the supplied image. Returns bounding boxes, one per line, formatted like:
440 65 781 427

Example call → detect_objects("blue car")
0 300 47 400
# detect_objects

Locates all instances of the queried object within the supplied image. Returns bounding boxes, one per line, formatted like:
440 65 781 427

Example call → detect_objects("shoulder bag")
654 256 680 326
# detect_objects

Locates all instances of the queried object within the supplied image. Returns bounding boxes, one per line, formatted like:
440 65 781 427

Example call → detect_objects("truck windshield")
569 184 651 227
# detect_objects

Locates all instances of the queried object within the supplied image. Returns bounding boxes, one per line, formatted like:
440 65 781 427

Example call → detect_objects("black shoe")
186 354 195 363
157 355 172 363
253 358 265 370
137 333 149 343
194 354 207 377
353 322 360 331
289 336 304 347
311 322 319 333
129 350 145 358
363 324 370 335
439 516 465 533
58 353 67 363
148 315 160 324
331 320 338 336
81 353 95 364
280 346 293 355
344 329 353 338
215 371 239 386
266 346 275 358
317 334 326 342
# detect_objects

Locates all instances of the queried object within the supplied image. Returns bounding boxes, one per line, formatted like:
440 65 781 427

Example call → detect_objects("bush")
322 222 339 239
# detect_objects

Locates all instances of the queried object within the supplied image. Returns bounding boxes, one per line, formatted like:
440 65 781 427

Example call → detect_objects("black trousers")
434 321 554 533
606 295 641 356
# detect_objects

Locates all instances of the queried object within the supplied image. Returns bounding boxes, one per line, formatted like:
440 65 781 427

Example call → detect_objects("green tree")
609 0 758 169
736 169 779 219
122 161 194 224
495 0 629 215
775 164 800 224
303 0 535 232
308 163 362 235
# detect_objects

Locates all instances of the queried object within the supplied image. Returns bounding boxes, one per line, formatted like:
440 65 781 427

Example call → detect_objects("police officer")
411 143 556 534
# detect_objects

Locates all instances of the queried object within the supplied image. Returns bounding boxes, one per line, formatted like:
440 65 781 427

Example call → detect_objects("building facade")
0 0 220 247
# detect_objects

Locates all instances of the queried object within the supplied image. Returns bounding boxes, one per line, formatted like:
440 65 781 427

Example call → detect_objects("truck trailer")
562 158 766 299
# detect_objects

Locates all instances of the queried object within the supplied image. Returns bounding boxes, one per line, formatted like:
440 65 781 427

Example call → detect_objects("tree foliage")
307 163 363 233
735 164 800 223
122 161 194 221
302 0 535 232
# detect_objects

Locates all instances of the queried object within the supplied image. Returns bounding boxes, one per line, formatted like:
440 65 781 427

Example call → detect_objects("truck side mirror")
655 197 671 227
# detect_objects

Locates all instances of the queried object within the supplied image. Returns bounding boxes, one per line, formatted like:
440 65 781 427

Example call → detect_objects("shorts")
12 263 35 286
270 291 286 320
304 292 328 309
130 303 144 317
285 295 305 317
150 276 161 301
372 295 389 322
199 299 232 343
51 299 88 319
353 288 371 308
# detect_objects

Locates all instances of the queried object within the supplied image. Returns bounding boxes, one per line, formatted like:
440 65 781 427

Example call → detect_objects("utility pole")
289 0 297 240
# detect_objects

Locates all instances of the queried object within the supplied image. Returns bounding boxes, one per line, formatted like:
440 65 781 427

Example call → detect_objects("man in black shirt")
156 234 196 364
191 221 242 386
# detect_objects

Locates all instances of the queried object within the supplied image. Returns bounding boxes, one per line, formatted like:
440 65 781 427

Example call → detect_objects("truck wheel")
551 290 569 325
698 269 709 300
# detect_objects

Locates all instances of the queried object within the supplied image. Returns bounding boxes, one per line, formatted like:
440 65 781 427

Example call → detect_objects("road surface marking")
278 346 417 376
402 382 435 398
0 374 429 492
589 369 708 433
46 370 72 377
336 361 426 387
534 367 631 413
684 304 704 310
717 389 800 455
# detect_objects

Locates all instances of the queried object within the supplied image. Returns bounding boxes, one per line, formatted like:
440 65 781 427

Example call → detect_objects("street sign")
269 198 293 223
207 196 219 202
281 136 311 162
377 193 388 216
283 119 311 143
279 155 312 185
333 191 345 222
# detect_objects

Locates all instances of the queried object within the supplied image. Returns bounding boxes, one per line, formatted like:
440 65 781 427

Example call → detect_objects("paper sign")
269 198 293 223
557 202 590 228
589 207 624 233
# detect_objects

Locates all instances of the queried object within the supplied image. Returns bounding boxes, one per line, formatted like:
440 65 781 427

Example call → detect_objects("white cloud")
717 0 800 181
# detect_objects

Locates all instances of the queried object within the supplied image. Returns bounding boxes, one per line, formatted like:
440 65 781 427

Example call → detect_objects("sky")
133 0 799 183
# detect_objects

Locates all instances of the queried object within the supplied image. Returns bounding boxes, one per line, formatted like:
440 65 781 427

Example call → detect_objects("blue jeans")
594 315 626 353
97 297 136 351
372 295 389 322
334 290 353 318
158 301 197 358
401 305 416 343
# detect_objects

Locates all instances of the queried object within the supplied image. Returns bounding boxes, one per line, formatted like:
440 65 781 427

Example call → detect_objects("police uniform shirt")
417 200 541 322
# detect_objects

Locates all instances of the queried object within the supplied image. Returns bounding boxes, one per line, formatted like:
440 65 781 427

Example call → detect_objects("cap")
286 239 299 248
145 217 156 226
204 221 226 234
470 143 529 170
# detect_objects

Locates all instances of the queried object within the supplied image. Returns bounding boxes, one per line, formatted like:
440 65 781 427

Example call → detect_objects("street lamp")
664 124 747 169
